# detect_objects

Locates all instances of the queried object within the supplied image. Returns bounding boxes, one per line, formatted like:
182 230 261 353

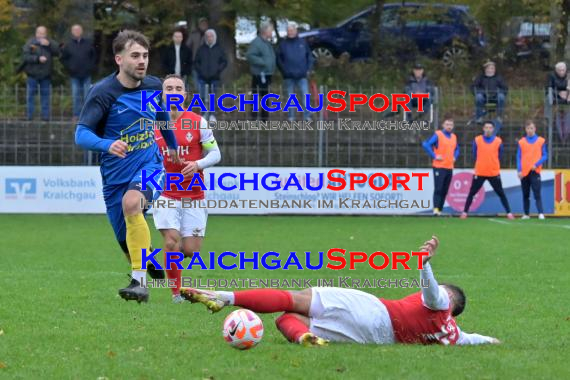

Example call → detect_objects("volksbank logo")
5 178 37 199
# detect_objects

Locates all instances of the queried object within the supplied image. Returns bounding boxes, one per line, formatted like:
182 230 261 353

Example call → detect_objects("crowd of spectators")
18 19 570 129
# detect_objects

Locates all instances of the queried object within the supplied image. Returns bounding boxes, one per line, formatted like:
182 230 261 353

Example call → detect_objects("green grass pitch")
0 215 569 379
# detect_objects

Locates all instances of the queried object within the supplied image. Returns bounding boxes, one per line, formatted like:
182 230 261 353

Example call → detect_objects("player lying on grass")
180 236 501 346
153 74 221 303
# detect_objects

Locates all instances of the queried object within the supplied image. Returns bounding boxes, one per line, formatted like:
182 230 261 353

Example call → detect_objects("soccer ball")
222 309 264 350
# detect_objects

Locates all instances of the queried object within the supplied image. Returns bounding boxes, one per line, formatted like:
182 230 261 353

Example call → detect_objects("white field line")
487 218 570 229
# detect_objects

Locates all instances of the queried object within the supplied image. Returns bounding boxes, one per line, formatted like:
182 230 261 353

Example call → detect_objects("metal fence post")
546 88 553 169
434 86 440 128
317 85 325 167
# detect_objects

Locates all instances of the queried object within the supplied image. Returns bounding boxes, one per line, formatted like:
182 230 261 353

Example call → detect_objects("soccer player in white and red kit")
180 236 500 346
153 74 221 303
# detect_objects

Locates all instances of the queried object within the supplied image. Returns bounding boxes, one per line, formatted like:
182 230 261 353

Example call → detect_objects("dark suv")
300 3 485 68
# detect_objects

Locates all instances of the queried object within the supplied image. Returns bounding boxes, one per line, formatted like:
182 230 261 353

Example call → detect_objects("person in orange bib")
461 121 513 219
422 115 459 216
517 120 547 220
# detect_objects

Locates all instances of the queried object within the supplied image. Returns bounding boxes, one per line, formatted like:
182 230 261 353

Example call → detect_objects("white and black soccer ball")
222 309 264 350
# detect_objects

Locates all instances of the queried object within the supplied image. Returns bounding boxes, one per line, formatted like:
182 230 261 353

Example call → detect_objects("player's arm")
456 327 500 345
181 118 221 177
74 90 127 158
156 101 177 151
196 119 221 169
499 142 504 161
516 142 522 176
534 142 548 168
75 125 114 153
454 142 460 161
421 133 438 159
418 236 450 311
155 97 180 164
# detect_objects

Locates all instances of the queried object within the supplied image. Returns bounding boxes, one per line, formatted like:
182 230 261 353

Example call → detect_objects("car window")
520 22 551 37
404 7 454 28
455 9 478 28
381 7 399 28
348 15 369 31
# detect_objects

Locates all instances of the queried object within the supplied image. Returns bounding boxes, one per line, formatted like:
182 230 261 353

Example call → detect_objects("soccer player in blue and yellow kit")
75 30 178 302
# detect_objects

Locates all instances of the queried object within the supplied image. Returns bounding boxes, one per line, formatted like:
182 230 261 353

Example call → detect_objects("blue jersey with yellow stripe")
78 73 169 185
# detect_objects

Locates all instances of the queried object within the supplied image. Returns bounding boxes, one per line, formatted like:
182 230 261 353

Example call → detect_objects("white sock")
131 270 146 284
217 291 235 305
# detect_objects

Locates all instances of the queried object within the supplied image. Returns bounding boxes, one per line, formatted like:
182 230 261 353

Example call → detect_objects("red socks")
232 290 308 343
233 289 294 313
275 313 309 342
165 254 181 296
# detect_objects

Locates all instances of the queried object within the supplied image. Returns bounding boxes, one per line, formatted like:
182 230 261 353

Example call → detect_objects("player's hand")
39 38 50 46
39 56 47 63
419 235 439 265
181 160 199 178
489 338 501 344
108 140 128 158
531 165 537 171
169 149 181 165
518 172 523 179
435 154 443 161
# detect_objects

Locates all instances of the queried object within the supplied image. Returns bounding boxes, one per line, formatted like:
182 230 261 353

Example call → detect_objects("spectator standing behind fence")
61 24 97 122
422 115 459 217
194 29 227 122
161 30 192 80
247 22 276 121
404 63 434 121
277 22 314 121
517 120 547 220
471 61 508 124
22 26 59 121
546 62 570 142
186 17 208 91
546 62 569 103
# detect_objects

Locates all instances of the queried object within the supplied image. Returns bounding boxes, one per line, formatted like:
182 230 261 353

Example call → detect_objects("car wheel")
312 46 335 67
441 43 467 69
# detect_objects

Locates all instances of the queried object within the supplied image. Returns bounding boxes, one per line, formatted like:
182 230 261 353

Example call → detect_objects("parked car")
235 17 311 60
504 17 550 66
299 2 485 68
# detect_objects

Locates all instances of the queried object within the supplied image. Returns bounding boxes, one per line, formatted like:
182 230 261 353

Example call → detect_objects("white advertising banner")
0 166 106 213
203 167 432 215
0 166 555 215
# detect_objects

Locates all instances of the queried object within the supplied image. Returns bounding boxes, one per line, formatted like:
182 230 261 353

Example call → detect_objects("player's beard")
126 65 147 81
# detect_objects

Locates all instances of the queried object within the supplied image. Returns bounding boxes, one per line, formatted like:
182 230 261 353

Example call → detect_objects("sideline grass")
0 215 568 379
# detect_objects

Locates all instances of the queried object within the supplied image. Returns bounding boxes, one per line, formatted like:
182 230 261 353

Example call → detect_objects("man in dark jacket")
22 25 59 121
186 17 208 91
161 30 192 79
471 61 508 122
277 22 314 121
61 24 97 119
246 22 276 121
546 62 569 104
546 62 570 141
404 63 434 120
194 29 227 121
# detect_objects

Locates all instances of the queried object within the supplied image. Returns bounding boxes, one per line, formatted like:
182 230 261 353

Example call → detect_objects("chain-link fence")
1 84 568 168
